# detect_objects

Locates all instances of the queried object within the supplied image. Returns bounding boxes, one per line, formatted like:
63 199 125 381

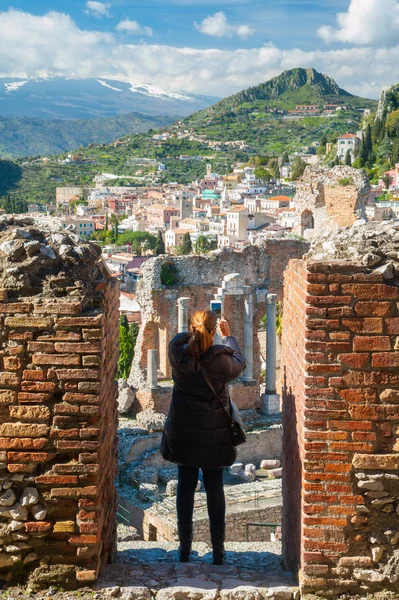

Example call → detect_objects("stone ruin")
282 219 399 596
128 240 309 415
293 165 370 238
0 216 119 586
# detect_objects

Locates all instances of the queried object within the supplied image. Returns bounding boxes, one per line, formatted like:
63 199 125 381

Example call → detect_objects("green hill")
0 68 380 205
0 112 178 159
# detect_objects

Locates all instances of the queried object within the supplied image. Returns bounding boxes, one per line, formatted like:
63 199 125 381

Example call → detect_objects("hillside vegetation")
0 112 177 159
0 68 380 205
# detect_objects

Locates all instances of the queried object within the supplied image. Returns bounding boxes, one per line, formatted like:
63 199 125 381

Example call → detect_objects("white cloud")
318 0 399 46
194 11 254 39
85 1 111 18
0 8 398 99
116 19 153 37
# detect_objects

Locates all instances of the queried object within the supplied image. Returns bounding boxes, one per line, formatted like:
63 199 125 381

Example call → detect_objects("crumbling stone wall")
282 221 399 597
293 166 369 237
0 217 119 586
129 241 308 414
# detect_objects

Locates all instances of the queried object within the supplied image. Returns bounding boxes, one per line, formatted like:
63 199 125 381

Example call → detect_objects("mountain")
0 68 380 205
182 67 377 155
0 77 219 120
0 112 177 159
202 68 351 116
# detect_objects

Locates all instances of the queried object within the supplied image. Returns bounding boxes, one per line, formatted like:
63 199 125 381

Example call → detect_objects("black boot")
178 524 193 562
210 524 226 565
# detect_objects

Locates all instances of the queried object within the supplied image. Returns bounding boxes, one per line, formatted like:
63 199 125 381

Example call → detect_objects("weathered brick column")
282 257 399 596
0 218 119 587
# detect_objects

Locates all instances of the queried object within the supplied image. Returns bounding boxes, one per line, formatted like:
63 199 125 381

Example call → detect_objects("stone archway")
300 209 314 234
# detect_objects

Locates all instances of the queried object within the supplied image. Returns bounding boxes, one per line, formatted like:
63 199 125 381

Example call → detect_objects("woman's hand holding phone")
218 316 230 337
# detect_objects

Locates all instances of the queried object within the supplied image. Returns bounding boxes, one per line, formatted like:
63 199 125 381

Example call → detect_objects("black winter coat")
162 332 246 469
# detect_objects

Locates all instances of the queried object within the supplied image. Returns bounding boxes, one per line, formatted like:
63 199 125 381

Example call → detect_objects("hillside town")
23 130 398 299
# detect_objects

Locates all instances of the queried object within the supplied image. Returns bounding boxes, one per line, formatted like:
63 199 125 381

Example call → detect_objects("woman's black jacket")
162 332 246 469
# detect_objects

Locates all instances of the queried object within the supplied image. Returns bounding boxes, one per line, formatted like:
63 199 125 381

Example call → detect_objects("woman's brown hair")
186 309 217 357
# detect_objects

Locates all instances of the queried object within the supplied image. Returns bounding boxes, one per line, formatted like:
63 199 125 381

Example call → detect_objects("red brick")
353 336 391 351
329 332 351 341
355 302 392 317
338 388 376 404
27 342 55 352
18 392 53 403
0 302 32 313
329 420 372 431
342 318 383 333
7 452 55 462
22 370 46 381
307 364 341 374
36 475 79 484
305 431 348 441
0 438 47 449
306 296 353 306
352 432 376 442
55 342 101 353
386 318 399 334
21 381 58 392
327 307 354 318
342 284 399 300
372 353 399 368
55 369 100 381
3 356 21 371
55 315 103 328
62 393 100 404
32 354 81 366
69 534 99 545
25 521 52 532
338 353 369 369
33 301 82 314
329 442 373 452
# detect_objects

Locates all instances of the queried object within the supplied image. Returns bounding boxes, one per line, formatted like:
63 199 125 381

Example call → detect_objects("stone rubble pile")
0 215 104 298
307 221 399 280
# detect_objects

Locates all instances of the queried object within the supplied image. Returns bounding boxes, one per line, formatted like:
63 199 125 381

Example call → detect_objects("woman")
162 309 246 565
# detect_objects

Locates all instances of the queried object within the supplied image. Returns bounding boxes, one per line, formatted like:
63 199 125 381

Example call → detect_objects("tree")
281 152 290 164
254 167 272 182
372 116 384 143
195 235 213 253
320 134 328 147
345 150 352 166
391 138 399 166
382 173 392 190
291 156 307 181
386 110 399 137
181 232 193 255
117 315 134 379
155 230 165 255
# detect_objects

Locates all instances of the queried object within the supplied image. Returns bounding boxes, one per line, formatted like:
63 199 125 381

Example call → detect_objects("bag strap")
197 361 232 421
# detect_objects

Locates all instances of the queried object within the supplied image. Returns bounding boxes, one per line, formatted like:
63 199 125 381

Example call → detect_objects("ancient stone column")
262 293 280 414
177 297 190 333
147 349 159 389
242 286 255 382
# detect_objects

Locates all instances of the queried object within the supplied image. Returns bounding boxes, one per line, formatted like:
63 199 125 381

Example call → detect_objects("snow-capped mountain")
0 77 218 120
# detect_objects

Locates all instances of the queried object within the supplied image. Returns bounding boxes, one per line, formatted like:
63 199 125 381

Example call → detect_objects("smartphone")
210 300 222 319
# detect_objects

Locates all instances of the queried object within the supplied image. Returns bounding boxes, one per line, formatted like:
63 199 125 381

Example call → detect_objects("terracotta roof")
338 134 357 139
267 196 291 202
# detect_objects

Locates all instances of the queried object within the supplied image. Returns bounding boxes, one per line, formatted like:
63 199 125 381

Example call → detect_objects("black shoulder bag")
198 362 247 447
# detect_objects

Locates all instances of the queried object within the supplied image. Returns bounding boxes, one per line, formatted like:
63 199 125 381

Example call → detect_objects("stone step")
96 541 299 600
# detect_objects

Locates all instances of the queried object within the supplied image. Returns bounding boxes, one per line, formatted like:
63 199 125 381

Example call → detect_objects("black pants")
177 465 225 529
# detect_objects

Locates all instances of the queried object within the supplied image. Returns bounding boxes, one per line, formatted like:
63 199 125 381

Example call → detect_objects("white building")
336 133 361 161
226 206 249 240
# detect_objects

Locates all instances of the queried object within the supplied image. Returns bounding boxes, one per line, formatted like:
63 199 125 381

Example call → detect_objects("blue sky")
7 0 350 51
0 1 399 98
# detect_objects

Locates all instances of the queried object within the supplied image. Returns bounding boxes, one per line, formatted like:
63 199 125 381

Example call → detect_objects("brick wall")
0 283 119 585
282 259 399 596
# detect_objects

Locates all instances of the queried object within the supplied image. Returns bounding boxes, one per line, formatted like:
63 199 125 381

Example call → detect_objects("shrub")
160 262 178 286
338 177 353 186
